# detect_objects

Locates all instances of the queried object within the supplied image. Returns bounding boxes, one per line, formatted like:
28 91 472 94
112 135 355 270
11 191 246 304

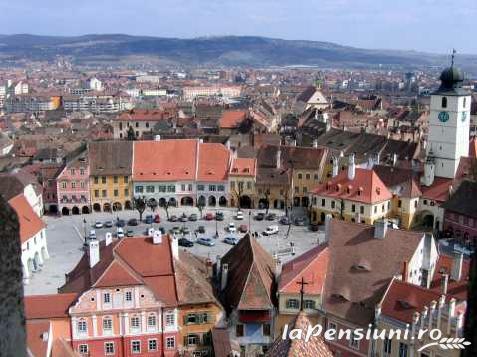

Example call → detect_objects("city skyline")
1 0 477 54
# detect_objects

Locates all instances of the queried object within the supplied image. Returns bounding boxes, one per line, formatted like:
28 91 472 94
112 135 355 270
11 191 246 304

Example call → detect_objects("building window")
131 340 141 354
181 184 186 191
103 317 112 331
374 206 377 213
384 338 392 355
350 332 360 349
187 334 200 346
102 176 107 184
95 190 99 198
262 324 271 336
135 186 144 194
102 190 107 197
236 324 244 337
147 314 157 328
188 184 193 191
114 189 119 197
247 182 252 190
298 173 303 179
125 291 132 301
124 188 129 196
146 185 155 193
286 299 299 309
71 169 75 175
80 181 85 188
124 176 129 183
442 97 447 108
130 316 141 331
360 206 364 214
306 173 311 180
217 185 225 192
165 312 175 326
398 343 408 357
167 185 175 192
198 184 205 191
71 182 76 189
304 300 316 309
113 176 118 184
105 342 114 355
103 293 111 304
78 344 88 354
328 321 337 331
61 181 67 189
209 185 216 191
166 337 175 349
331 201 335 209
314 174 319 180
321 199 325 207
94 176 99 184
148 339 157 352
230 181 235 190
398 200 402 208
352 204 356 212
77 319 87 334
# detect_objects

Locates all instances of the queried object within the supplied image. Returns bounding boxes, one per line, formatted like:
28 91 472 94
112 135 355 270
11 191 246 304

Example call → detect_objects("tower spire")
451 49 457 67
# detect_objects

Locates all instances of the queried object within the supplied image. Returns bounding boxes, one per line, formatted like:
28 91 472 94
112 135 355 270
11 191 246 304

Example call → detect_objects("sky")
1 0 476 54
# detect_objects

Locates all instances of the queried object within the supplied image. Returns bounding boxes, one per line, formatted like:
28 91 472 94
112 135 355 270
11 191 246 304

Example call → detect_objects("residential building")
5 94 61 113
183 86 242 100
56 149 91 215
89 140 133 212
219 111 247 136
311 159 393 225
216 235 277 356
228 157 257 209
8 193 49 284
0 171 44 216
112 109 177 139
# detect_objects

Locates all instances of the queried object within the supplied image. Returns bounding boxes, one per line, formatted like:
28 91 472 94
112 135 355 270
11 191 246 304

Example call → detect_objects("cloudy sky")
1 0 476 53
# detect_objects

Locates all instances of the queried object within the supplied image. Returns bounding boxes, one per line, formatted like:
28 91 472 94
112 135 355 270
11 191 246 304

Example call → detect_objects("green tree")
133 196 147 221
127 126 136 141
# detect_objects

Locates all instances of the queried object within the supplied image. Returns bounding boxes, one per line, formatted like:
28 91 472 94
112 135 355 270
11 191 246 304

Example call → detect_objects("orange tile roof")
133 139 198 181
420 177 453 202
94 260 142 288
469 137 477 158
312 168 392 204
197 143 230 182
279 245 329 295
429 254 470 301
219 111 247 129
229 157 257 177
26 320 50 357
24 293 78 319
8 194 45 244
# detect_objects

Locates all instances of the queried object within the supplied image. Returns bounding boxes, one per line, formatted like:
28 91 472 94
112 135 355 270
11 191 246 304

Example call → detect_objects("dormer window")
376 187 381 195
442 97 447 108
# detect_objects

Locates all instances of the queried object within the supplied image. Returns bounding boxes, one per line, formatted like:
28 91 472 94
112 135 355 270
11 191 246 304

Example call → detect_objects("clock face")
438 111 449 123
462 112 467 122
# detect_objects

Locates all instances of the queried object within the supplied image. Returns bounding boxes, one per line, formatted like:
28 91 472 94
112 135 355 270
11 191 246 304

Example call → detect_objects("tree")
196 200 205 219
263 188 271 214
147 198 158 213
127 126 136 141
133 196 147 221
161 201 171 220
232 181 245 210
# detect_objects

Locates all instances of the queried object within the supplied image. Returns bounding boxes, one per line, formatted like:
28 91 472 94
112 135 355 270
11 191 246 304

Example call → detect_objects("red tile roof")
313 168 392 204
420 177 453 202
429 254 470 301
24 293 78 319
115 109 175 121
94 260 142 288
26 320 50 357
219 111 247 129
8 194 45 244
469 137 477 158
279 245 329 295
229 157 257 177
197 143 230 182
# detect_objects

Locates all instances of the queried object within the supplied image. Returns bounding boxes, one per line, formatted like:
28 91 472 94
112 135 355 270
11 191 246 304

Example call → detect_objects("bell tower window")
463 97 467 108
441 97 447 108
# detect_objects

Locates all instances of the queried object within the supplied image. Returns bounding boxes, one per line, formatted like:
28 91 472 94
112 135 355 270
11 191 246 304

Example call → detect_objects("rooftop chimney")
441 273 449 295
347 153 356 180
221 263 229 291
105 232 112 246
153 230 162 244
374 219 388 239
451 253 463 281
276 148 282 169
88 239 100 268
170 235 179 260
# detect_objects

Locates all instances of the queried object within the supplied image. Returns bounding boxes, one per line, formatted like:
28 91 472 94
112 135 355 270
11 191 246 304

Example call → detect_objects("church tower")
427 52 471 179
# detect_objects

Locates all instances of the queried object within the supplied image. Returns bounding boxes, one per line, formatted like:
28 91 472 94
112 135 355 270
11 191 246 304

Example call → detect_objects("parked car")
310 224 319 232
89 230 96 239
266 213 276 221
157 226 166 234
179 213 188 222
178 237 194 247
224 236 239 245
197 237 215 246
181 226 191 234
169 215 178 222
126 229 134 237
239 224 248 233
236 211 244 220
189 213 198 221
294 217 306 226
279 216 290 225
227 222 237 233
255 212 265 221
154 214 161 223
215 211 224 221
263 225 279 236
196 225 206 234
94 221 103 229
104 220 113 228
145 215 154 224
171 226 181 234
128 218 139 226
205 213 214 221
116 219 126 228
116 227 124 238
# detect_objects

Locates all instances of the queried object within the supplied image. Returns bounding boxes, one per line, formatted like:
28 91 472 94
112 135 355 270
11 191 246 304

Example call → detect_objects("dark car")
179 213 188 222
169 215 178 222
266 213 276 221
178 237 194 247
170 226 181 234
189 213 198 221
116 219 126 228
310 224 320 232
128 218 139 226
279 216 290 225
154 214 161 223
181 226 191 234
255 212 265 221
104 220 113 228
157 226 166 234
196 225 206 234
294 217 306 226
145 215 153 224
215 211 224 221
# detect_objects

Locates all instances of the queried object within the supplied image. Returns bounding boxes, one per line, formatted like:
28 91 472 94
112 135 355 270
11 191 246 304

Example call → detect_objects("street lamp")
83 218 88 248
215 217 219 239
248 211 252 234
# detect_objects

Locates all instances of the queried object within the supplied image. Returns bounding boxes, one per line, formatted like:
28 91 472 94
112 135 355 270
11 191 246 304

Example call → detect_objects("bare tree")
196 200 205 219
133 196 147 221
161 201 171 220
147 198 158 213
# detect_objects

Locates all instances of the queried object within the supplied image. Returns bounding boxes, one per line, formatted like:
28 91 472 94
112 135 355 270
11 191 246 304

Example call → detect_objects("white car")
263 225 279 236
228 222 237 233
117 227 125 238
95 221 103 229
236 211 244 220
89 230 96 239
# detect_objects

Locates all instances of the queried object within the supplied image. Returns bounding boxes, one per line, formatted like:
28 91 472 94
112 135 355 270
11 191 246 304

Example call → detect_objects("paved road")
25 207 325 296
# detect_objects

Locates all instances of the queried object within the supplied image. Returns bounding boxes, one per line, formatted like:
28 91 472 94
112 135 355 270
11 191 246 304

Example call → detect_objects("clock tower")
427 53 471 179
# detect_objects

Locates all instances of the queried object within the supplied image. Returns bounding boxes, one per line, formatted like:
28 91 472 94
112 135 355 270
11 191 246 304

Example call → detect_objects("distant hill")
0 34 476 73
